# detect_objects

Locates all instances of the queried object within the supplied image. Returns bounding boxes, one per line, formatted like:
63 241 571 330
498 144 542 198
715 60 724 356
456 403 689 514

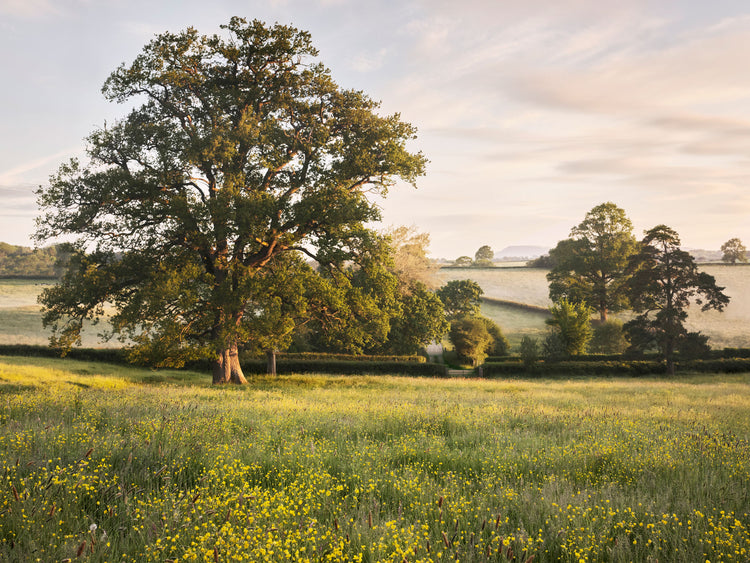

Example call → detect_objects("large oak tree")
547 202 637 322
35 18 426 384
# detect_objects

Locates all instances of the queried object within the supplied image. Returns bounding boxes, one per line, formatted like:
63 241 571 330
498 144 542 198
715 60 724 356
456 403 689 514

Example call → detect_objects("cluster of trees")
535 202 730 374
0 243 66 277
453 245 495 267
27 20 738 380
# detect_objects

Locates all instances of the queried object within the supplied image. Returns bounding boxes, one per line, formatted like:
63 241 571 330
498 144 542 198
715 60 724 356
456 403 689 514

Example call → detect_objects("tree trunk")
665 340 675 376
266 349 277 377
212 344 247 384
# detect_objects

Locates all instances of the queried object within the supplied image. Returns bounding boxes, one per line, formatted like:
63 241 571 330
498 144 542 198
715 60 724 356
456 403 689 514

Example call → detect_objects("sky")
2 0 750 259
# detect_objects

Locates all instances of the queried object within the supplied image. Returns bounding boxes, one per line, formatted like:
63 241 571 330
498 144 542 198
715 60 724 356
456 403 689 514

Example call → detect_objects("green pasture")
1 356 748 561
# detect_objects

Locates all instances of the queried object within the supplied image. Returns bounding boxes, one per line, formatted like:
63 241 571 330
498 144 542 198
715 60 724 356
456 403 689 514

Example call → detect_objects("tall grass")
1 356 748 561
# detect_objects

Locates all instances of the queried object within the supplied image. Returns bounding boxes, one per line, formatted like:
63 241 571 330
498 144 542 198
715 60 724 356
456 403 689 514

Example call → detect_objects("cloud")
0 184 38 214
0 0 59 18
349 48 388 72
0 147 81 185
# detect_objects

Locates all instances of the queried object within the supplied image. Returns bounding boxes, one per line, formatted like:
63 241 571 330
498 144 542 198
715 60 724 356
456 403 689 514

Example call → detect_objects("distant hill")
493 245 550 261
686 249 723 262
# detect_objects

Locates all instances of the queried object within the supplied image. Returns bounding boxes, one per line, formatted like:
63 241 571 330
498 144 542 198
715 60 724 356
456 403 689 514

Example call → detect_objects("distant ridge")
493 245 550 260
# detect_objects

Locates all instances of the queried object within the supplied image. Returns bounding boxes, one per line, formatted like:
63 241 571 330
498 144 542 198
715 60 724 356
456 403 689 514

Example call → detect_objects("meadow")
1 355 749 562
437 265 750 350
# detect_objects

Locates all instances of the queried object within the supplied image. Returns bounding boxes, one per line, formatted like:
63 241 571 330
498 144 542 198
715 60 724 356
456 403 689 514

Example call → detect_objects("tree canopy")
35 18 426 383
448 316 492 367
720 238 747 265
383 225 438 291
625 225 729 375
547 202 637 322
436 279 483 320
474 245 494 266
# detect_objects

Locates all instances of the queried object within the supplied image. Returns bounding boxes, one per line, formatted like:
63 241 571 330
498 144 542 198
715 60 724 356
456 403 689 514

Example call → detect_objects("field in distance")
1 356 748 561
3 264 750 351
436 265 750 350
0 279 120 347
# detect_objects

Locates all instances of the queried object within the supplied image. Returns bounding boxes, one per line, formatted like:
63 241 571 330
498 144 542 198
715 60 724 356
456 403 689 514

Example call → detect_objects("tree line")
0 243 66 278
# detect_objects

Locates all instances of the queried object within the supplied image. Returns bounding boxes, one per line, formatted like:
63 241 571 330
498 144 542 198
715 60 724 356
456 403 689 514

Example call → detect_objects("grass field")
1 356 748 562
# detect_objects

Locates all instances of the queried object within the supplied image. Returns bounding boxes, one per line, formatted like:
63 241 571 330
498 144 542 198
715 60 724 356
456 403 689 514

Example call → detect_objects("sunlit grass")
1 356 748 561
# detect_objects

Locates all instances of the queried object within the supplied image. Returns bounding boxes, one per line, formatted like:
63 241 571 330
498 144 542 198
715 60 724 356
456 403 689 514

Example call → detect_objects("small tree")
382 281 448 355
449 316 491 367
542 331 567 362
436 279 483 320
454 256 473 267
626 225 730 375
474 245 494 266
720 238 748 265
545 298 593 356
678 332 711 360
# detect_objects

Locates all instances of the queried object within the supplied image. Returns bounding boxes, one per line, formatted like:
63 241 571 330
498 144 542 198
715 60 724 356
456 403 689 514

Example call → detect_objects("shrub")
590 319 629 354
678 332 711 360
542 331 567 362
477 316 510 356
519 336 539 369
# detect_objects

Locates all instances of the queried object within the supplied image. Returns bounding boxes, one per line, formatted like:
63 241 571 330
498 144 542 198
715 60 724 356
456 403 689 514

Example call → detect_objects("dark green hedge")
274 352 426 363
0 344 127 364
679 358 750 373
485 355 518 363
0 344 444 377
243 360 444 377
5 344 748 378
483 358 750 377
483 360 665 377
488 349 750 364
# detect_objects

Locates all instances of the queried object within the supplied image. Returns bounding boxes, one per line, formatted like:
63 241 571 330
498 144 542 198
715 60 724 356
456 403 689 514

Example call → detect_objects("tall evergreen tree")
625 225 729 375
